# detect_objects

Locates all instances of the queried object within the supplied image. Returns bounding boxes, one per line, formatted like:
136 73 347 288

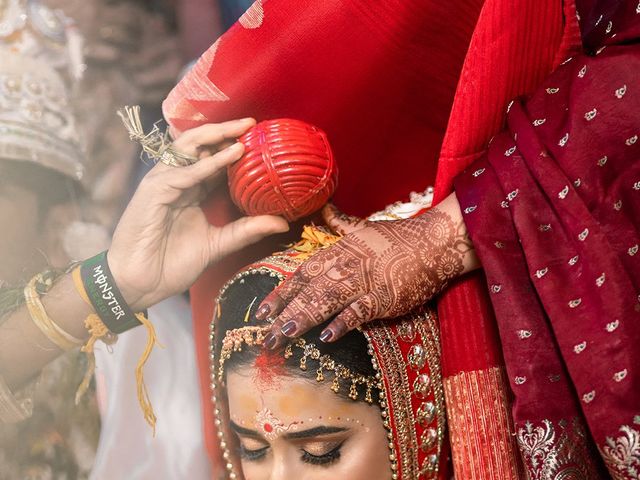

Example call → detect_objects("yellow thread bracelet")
24 274 83 351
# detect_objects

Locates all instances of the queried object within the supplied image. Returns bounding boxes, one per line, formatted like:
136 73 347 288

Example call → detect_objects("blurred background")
0 1 255 478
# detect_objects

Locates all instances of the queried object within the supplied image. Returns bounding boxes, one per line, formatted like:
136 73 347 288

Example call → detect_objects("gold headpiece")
218 325 378 404
0 0 85 182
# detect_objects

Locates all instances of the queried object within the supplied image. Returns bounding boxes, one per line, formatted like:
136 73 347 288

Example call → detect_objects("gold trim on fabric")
443 367 523 479
364 312 446 479
517 417 599 479
599 416 640 480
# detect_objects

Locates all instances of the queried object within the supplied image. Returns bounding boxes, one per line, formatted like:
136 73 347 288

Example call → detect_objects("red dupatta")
452 1 640 478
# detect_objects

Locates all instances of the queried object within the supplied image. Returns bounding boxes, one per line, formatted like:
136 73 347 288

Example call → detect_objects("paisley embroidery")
584 108 597 121
507 189 519 201
598 156 608 167
606 21 613 34
633 181 640 191
514 376 527 385
558 186 569 199
606 320 620 332
629 245 639 256
494 241 505 249
626 135 638 146
535 268 548 279
578 65 587 78
539 224 552 232
501 200 510 209
568 255 580 266
533 118 546 126
582 391 595 403
614 200 623 211
568 298 582 308
546 87 560 94
596 273 606 287
463 206 477 214
574 178 581 188
505 146 517 156
600 421 640 479
578 228 589 241
615 85 627 99
558 133 569 147
517 418 599 480
613 369 628 383
573 341 587 354
517 330 532 339
491 284 502 294
472 168 485 177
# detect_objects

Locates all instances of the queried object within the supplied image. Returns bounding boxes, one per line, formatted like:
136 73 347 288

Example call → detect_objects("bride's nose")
268 448 297 480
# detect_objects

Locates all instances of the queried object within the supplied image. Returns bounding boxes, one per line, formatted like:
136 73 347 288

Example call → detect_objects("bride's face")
226 366 392 480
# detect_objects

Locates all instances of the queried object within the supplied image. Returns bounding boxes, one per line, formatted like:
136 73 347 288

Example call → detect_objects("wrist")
80 252 143 333
106 251 145 311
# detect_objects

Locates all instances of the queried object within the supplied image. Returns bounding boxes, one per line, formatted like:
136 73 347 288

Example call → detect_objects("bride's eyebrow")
230 421 348 440
230 421 264 439
285 426 347 440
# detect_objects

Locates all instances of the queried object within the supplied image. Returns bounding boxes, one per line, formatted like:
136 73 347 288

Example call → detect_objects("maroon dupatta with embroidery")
454 2 640 477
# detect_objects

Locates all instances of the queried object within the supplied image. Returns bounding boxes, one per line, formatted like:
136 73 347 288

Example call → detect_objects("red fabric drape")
455 19 640 480
163 0 485 470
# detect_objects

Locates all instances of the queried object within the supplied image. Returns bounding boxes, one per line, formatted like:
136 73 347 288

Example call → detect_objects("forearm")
0 272 92 391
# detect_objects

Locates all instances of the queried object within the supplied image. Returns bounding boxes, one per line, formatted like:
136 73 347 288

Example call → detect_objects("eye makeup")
300 440 344 466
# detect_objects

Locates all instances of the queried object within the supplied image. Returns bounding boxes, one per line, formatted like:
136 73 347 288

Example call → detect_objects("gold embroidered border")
443 367 523 479
364 311 446 479
599 416 640 480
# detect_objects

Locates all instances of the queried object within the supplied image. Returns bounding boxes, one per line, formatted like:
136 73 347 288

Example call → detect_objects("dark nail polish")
281 321 297 337
256 304 271 320
319 329 334 343
263 332 277 350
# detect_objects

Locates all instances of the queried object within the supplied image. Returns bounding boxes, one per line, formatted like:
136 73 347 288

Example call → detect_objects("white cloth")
90 295 211 479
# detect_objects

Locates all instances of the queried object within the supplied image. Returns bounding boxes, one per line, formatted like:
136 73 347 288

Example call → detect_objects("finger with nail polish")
319 329 334 343
281 320 298 337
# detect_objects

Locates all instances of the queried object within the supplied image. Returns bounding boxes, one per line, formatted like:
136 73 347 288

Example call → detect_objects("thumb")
322 203 365 236
208 215 289 262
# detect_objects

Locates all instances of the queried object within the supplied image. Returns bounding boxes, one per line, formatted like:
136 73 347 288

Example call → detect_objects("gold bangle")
24 274 83 351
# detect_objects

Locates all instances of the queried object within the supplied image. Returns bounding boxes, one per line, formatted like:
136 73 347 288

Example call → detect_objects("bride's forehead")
226 368 364 423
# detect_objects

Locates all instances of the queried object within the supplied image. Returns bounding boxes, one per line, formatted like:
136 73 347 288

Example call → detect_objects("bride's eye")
239 444 269 462
300 441 344 466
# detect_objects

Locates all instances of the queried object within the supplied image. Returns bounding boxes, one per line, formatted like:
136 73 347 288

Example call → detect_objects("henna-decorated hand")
256 193 479 348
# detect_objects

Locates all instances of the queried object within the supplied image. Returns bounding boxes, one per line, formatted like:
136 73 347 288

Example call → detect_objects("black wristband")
80 251 142 334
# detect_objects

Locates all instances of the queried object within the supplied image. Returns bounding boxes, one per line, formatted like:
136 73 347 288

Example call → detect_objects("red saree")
454 2 640 478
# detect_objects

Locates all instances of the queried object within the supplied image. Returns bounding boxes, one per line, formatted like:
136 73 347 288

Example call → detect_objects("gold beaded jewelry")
24 273 84 351
218 325 378 403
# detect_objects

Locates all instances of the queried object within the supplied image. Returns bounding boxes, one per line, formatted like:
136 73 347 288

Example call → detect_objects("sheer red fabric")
454 3 640 477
